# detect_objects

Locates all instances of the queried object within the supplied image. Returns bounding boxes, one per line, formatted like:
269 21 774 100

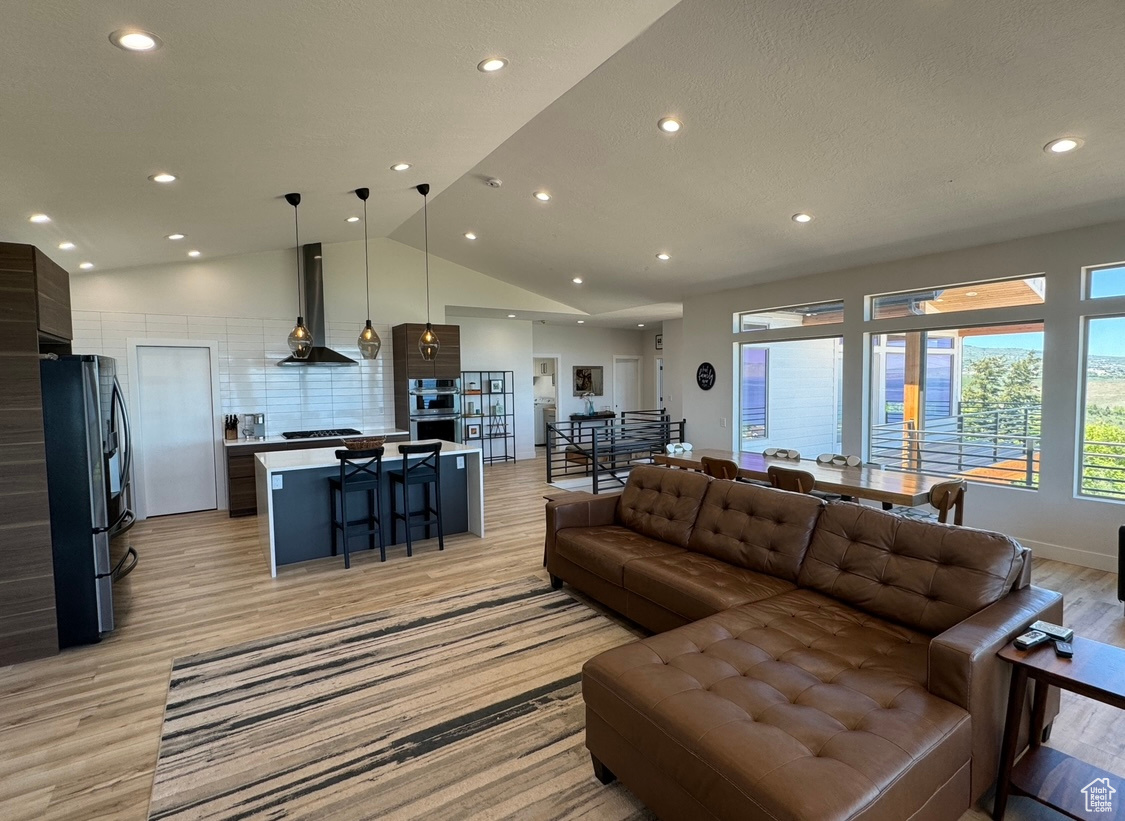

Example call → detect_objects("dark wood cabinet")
33 248 72 342
0 242 67 664
226 433 411 517
391 323 461 432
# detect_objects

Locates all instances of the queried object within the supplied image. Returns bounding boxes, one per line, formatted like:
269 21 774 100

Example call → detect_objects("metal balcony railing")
871 404 1041 487
1080 442 1125 500
546 410 685 493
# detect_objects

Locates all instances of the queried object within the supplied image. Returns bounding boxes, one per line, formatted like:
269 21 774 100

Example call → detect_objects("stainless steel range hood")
278 243 357 366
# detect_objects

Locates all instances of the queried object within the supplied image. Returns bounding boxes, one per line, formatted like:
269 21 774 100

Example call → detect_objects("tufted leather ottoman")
583 589 973 821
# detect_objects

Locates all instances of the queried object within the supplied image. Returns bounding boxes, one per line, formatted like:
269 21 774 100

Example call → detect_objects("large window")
1080 316 1125 499
869 324 1044 487
1087 264 1125 299
870 276 1045 320
736 299 843 333
739 337 842 454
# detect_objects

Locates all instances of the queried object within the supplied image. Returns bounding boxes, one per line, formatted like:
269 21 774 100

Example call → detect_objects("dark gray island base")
255 441 485 575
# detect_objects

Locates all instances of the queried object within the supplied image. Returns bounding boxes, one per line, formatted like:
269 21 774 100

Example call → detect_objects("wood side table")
994 636 1125 819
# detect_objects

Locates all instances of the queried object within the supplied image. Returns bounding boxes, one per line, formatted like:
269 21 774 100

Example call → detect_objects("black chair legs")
389 442 445 557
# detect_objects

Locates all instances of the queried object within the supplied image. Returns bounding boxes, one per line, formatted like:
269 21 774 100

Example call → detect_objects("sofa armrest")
928 584 1064 801
544 493 621 567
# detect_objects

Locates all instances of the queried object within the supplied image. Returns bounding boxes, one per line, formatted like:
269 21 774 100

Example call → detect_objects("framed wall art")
572 365 604 396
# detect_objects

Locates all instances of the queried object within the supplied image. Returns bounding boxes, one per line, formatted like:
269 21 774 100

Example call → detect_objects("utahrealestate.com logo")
1082 777 1116 813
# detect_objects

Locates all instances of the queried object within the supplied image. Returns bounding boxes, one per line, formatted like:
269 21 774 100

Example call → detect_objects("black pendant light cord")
423 190 431 322
293 203 302 316
363 197 371 319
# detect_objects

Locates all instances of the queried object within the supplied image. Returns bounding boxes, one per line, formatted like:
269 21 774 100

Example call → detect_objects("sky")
963 331 1044 352
1090 265 1125 299
1088 316 1125 358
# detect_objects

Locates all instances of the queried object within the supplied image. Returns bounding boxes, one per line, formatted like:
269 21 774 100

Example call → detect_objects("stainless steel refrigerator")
40 355 136 647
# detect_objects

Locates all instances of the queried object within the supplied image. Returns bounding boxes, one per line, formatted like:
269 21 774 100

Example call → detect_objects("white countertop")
225 427 409 447
255 439 482 471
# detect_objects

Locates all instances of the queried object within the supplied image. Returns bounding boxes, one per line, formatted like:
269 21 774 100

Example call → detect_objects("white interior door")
136 345 218 516
656 357 664 407
613 357 641 414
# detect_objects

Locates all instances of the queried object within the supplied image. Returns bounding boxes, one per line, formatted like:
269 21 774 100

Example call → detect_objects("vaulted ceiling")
5 0 1125 325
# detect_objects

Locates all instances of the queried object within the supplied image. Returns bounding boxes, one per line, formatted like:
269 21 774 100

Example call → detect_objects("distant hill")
963 345 1125 379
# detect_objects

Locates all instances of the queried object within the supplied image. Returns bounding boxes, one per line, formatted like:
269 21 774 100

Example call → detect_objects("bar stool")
389 442 444 556
328 447 385 568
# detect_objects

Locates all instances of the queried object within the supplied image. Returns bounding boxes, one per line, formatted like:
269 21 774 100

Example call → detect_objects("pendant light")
283 192 312 359
416 183 439 361
354 187 381 360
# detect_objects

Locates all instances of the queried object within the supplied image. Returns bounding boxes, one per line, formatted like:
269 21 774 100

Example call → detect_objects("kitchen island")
255 439 483 576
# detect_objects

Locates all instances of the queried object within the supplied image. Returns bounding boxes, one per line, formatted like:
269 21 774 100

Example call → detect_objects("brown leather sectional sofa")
545 465 1063 821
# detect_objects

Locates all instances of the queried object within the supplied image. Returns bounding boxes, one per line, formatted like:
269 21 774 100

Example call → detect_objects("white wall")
661 319 684 422
71 312 395 437
70 237 576 439
680 218 1125 570
531 324 645 419
449 315 536 460
71 237 576 322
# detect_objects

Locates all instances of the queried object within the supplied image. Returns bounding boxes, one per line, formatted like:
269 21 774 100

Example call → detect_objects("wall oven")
408 378 460 442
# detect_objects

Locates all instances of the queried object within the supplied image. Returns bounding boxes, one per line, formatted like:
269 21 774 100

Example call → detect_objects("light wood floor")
0 453 1121 820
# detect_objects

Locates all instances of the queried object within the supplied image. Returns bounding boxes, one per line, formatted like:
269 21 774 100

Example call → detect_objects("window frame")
866 273 1046 322
1084 260 1125 301
1076 312 1125 502
738 345 769 443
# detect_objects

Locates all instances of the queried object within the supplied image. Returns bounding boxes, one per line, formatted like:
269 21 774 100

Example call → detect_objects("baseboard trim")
1019 538 1118 572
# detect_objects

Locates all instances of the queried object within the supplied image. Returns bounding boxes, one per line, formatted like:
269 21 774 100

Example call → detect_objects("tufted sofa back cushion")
798 502 1028 634
618 466 712 548
688 481 824 581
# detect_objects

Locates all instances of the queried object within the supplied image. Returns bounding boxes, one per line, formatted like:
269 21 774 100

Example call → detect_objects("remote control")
1014 630 1050 650
1054 640 1074 658
1029 620 1074 642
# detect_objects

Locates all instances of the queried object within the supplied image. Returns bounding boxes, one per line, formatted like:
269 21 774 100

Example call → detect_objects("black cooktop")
281 428 362 440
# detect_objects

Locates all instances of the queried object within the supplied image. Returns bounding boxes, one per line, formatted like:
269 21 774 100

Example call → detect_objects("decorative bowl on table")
344 437 385 451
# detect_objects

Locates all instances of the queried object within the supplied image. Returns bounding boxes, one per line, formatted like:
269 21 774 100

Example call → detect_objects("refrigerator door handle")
113 378 133 487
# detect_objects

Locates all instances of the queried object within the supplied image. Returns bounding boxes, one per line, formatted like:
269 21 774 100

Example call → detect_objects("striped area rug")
148 578 652 820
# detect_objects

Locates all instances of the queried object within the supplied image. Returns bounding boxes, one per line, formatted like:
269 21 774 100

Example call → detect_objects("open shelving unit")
461 370 516 464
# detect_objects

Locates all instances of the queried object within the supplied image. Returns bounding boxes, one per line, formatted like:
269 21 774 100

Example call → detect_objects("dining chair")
701 456 739 480
889 478 966 525
767 465 817 494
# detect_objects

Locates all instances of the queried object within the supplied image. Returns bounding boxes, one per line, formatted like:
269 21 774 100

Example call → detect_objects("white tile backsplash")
70 312 396 436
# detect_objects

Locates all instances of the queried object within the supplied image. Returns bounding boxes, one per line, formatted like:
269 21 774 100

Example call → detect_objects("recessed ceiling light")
109 29 162 52
637 324 645 328
149 173 176 183
656 253 670 261
1044 137 1083 154
507 314 516 318
572 277 583 284
346 216 361 223
965 291 979 297
390 162 412 172
478 57 508 73
79 262 94 270
658 117 683 134
534 191 551 202
792 213 814 223
29 213 50 223
166 233 185 240
188 250 201 257
577 320 585 324
464 232 477 240
58 241 75 250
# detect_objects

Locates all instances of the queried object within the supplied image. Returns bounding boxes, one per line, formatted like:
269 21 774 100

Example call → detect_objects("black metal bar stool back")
389 442 444 557
329 447 385 568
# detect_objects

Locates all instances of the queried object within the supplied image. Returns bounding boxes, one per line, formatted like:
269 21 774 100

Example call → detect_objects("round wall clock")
696 362 716 390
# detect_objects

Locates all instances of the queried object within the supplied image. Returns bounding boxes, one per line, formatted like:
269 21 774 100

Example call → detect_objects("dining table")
653 448 948 507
